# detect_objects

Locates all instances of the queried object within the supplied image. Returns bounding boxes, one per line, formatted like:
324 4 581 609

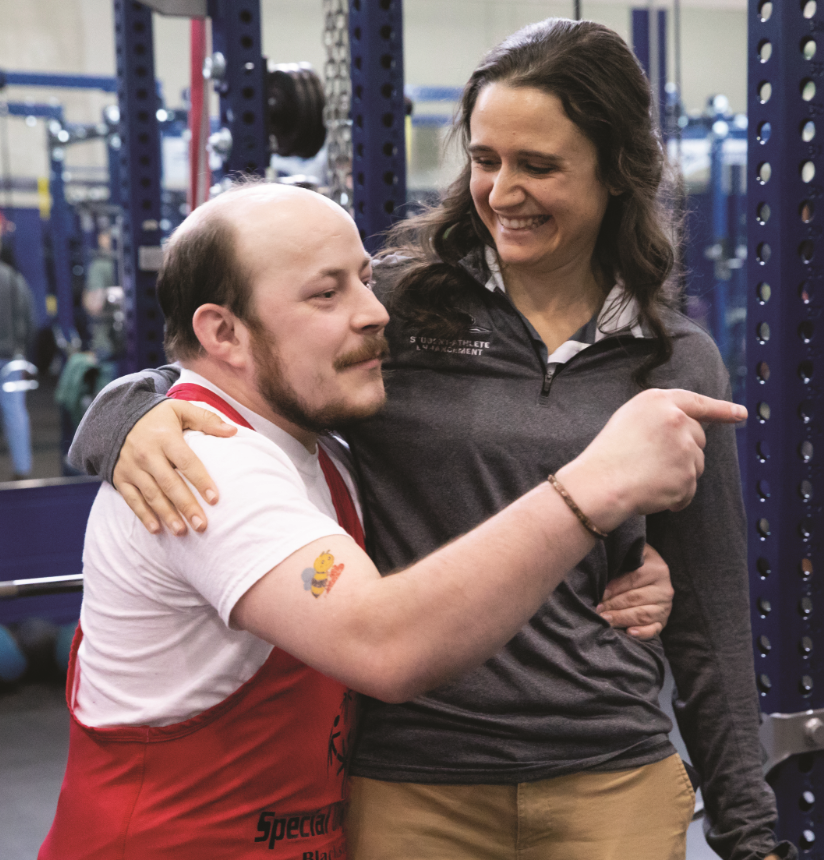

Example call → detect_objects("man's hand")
113 400 235 535
597 545 672 639
557 389 746 534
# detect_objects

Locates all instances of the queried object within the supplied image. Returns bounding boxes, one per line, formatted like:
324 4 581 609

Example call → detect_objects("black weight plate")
267 68 300 156
267 65 326 159
299 67 327 158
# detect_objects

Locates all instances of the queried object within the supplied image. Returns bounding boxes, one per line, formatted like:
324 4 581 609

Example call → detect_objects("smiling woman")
468 84 611 352
342 16 792 860
384 17 677 387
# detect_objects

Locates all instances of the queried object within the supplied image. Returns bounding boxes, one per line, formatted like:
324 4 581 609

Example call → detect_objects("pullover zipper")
541 365 556 398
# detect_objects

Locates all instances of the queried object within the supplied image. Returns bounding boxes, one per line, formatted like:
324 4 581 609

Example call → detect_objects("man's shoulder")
185 421 304 485
0 260 31 292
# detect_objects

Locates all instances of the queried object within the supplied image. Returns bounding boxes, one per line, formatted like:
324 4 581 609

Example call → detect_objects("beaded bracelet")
547 473 609 540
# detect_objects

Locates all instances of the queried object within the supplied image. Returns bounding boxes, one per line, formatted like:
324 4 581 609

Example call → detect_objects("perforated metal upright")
747 1 824 852
206 0 268 177
631 8 667 131
113 0 165 372
48 147 76 341
348 0 407 253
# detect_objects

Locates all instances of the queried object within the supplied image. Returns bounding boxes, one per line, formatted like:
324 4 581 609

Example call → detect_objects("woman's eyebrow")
517 150 564 164
468 144 564 164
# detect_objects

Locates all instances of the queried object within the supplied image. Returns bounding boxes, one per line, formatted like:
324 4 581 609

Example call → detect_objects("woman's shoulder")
371 254 415 302
372 248 488 303
660 304 722 354
654 305 731 396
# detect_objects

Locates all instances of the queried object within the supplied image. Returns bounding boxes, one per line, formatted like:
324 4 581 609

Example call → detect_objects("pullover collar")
480 246 645 368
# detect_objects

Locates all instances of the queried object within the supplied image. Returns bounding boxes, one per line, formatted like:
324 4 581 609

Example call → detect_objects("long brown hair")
383 18 678 382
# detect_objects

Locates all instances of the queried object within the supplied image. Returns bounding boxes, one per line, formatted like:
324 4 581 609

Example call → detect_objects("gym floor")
0 668 718 859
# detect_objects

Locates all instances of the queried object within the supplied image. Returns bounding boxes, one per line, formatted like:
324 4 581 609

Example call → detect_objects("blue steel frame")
0 89 117 341
48 146 76 340
0 478 99 626
631 8 667 133
0 71 116 93
113 0 270 371
1 104 64 330
207 0 268 178
747 1 824 851
48 115 122 342
349 0 407 253
3 103 63 121
710 115 732 370
114 0 165 372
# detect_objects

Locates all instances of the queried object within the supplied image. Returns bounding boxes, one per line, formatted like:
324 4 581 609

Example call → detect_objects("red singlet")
40 384 362 859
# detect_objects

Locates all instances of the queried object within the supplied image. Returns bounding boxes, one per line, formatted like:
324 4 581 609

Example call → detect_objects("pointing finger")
664 389 746 424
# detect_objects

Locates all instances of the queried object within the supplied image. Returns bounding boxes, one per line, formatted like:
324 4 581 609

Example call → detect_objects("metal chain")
322 0 353 213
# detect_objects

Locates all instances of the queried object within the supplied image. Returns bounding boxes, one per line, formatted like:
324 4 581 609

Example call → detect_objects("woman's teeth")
497 214 550 230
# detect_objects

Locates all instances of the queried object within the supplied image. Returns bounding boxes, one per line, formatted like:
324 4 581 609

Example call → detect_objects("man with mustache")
41 182 746 860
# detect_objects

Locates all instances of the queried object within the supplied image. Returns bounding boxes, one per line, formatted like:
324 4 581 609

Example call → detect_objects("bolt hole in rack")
749 0 824 851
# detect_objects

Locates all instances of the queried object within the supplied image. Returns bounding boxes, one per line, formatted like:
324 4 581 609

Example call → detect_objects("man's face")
236 194 390 434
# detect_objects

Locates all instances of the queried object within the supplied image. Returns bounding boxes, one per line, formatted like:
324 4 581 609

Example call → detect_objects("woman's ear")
605 176 624 197
192 303 246 367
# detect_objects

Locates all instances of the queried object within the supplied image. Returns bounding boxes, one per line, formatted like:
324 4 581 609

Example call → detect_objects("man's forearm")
68 365 180 480
238 470 602 703
325 391 744 700
348 471 600 701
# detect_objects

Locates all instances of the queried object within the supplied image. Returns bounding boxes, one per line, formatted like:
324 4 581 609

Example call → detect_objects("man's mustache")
334 335 390 371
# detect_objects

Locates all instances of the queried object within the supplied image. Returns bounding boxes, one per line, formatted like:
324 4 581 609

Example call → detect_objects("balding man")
41 183 745 860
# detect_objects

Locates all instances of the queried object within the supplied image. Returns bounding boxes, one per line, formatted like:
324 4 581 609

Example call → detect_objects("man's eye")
364 279 376 291
316 290 336 300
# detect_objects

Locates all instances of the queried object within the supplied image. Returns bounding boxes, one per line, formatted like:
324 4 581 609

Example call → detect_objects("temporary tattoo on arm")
301 550 345 598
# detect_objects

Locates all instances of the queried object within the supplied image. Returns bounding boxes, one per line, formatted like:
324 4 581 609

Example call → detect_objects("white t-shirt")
74 369 360 728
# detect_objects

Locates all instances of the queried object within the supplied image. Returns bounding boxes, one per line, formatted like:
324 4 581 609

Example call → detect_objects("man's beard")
249 322 389 434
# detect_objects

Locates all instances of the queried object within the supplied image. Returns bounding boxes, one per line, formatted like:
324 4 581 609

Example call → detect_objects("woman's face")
468 83 611 281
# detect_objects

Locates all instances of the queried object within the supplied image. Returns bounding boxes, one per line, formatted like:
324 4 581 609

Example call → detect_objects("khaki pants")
346 753 695 860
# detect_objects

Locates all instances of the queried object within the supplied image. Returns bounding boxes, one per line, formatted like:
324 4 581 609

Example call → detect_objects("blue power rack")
747 0 824 850
349 0 407 253
113 0 165 374
207 0 268 178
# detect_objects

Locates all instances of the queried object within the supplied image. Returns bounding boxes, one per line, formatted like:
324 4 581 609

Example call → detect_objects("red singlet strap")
318 447 366 550
168 382 365 549
167 383 254 430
